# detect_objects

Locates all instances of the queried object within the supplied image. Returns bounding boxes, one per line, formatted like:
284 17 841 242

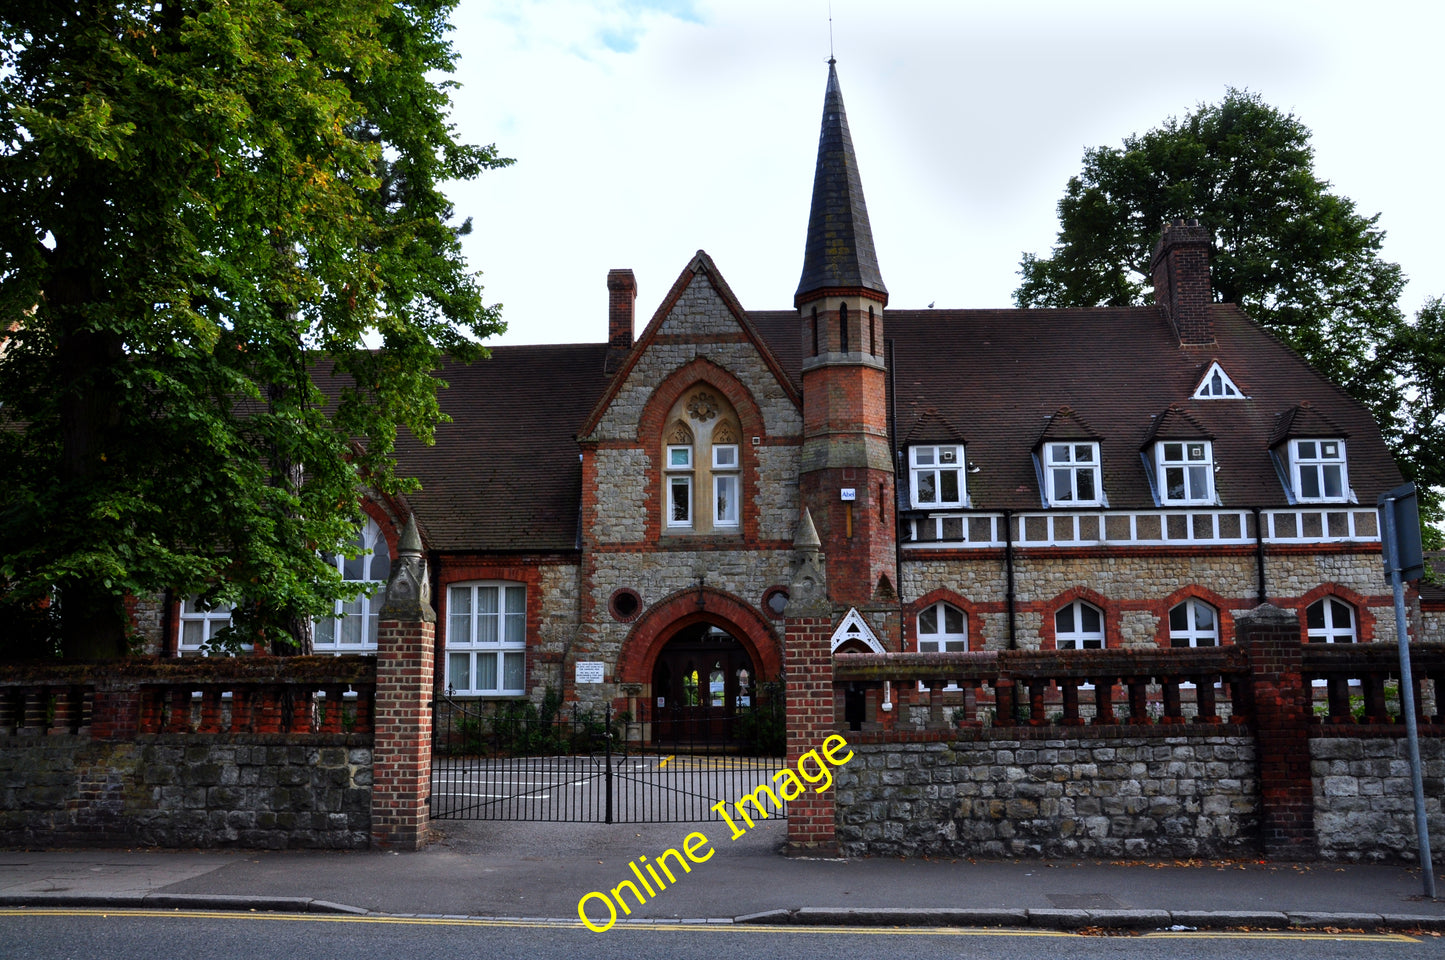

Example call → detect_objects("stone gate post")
370 515 436 850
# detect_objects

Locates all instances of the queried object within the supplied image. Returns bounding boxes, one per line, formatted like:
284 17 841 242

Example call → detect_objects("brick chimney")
607 269 636 351
1151 219 1213 345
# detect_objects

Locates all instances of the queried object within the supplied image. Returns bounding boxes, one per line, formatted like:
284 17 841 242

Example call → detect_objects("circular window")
762 586 790 619
609 588 642 622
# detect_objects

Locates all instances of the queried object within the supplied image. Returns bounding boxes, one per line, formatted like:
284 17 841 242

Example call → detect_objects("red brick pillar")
785 615 837 854
370 515 436 850
1240 603 1317 859
783 508 839 855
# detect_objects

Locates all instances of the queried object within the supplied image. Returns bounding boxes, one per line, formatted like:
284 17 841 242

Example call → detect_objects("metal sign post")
1378 482 1434 898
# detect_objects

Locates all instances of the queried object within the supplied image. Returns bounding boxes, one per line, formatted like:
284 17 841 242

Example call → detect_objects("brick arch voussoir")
636 357 767 445
616 586 782 685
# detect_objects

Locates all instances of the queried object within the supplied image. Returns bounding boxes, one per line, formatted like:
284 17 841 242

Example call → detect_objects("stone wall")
0 734 371 849
1312 735 1445 864
836 733 1258 859
901 549 1397 651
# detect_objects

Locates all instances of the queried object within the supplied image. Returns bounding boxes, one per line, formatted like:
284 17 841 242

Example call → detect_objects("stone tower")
794 60 896 610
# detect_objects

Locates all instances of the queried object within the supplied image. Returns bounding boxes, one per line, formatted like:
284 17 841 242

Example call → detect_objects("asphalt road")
3 910 1440 960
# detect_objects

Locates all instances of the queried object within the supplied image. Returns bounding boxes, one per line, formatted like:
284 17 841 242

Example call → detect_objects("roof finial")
828 0 834 62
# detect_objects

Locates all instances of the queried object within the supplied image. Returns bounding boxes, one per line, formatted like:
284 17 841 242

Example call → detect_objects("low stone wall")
836 731 1259 859
0 733 372 849
1312 735 1445 864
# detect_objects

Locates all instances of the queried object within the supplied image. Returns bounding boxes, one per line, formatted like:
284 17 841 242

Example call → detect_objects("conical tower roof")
794 60 887 306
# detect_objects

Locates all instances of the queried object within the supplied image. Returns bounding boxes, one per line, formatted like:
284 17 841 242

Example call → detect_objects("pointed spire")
794 506 822 551
795 60 887 306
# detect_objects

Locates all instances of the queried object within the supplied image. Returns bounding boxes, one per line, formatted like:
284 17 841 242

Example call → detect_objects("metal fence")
429 696 787 823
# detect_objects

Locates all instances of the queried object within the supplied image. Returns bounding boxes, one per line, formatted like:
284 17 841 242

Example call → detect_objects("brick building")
166 62 1432 734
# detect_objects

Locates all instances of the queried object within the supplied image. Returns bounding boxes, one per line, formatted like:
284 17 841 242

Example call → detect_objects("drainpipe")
886 338 903 607
1252 507 1267 605
1003 509 1017 650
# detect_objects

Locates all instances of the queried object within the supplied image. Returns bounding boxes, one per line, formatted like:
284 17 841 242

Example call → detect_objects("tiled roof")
878 304 1401 510
751 303 1402 511
392 343 612 552
794 61 887 304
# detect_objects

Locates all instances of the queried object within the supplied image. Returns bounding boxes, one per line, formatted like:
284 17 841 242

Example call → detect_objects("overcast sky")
443 0 1443 347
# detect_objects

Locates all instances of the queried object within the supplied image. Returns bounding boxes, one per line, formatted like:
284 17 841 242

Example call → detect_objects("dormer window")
666 443 693 527
1192 362 1245 399
1155 440 1214 504
1288 439 1348 502
1043 442 1102 506
909 445 964 508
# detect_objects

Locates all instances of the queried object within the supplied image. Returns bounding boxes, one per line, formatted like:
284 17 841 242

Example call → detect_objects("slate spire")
795 60 888 306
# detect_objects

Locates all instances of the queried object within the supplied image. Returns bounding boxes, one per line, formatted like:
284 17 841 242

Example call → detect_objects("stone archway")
615 587 782 743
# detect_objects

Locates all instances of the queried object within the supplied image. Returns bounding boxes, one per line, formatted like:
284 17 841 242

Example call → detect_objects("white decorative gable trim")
831 607 885 653
1192 361 1246 399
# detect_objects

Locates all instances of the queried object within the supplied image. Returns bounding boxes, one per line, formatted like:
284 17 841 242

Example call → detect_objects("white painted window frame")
1306 597 1357 643
446 582 527 696
1168 598 1219 648
177 597 236 655
1288 439 1349 503
1155 440 1215 505
1055 599 1106 650
314 518 389 654
712 443 739 527
1043 442 1103 507
666 444 693 528
917 601 968 653
909 444 965 508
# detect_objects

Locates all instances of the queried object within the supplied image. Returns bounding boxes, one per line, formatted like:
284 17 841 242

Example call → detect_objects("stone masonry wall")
0 734 371 849
1312 736 1445 864
836 734 1258 859
902 550 1397 651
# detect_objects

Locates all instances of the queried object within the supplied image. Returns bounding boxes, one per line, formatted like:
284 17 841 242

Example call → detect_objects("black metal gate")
429 696 786 823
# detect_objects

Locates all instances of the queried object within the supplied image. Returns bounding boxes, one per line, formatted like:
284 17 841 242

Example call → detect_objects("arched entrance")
649 622 758 743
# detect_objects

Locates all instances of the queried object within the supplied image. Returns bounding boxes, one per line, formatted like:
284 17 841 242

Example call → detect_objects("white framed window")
1169 599 1218 647
909 445 964 507
713 443 739 527
1055 600 1105 649
666 444 693 528
1289 439 1348 502
1156 440 1214 504
1044 442 1102 506
178 597 235 655
1307 597 1356 643
917 601 967 652
315 518 391 653
1192 362 1245 399
447 582 527 695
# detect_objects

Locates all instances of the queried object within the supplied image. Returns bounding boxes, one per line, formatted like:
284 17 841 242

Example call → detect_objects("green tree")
1386 298 1445 551
1015 89 1437 536
0 1 510 658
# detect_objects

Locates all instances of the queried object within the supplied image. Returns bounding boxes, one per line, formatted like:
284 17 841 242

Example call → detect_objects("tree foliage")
0 1 511 657
1015 89 1440 544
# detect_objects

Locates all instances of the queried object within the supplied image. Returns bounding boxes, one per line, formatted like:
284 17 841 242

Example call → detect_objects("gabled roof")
794 61 887 305
390 343 612 553
578 251 800 440
901 407 966 446
1035 406 1103 447
1269 401 1349 448
1142 404 1214 447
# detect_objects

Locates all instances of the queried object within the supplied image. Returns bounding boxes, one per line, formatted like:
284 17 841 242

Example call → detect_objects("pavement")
2 818 1444 932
